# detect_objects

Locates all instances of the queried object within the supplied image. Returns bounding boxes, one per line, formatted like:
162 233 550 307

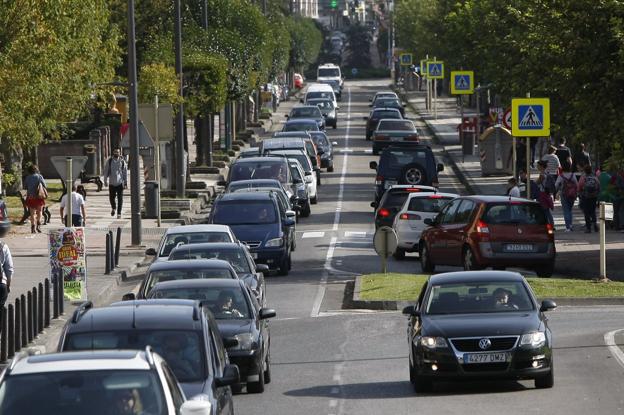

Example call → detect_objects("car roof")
272 131 310 138
232 156 287 164
263 137 305 147
270 149 306 156
148 259 235 271
151 278 244 291
428 271 526 285
384 144 433 152
164 224 233 236
67 300 203 333
9 350 153 375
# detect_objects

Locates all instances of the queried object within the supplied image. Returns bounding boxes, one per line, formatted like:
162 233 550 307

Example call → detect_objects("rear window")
377 120 414 131
482 203 547 225
291 107 322 118
381 191 410 209
372 110 401 120
408 196 454 213
169 248 251 273
310 100 334 110
306 91 333 101
318 68 340 77
283 121 318 132
147 268 236 292
376 99 400 107
230 161 288 183
159 232 232 256
380 149 427 167
213 201 277 225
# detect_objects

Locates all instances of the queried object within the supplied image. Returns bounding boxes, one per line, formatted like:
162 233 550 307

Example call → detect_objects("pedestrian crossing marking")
518 105 542 128
302 231 325 238
344 231 367 238
511 98 550 137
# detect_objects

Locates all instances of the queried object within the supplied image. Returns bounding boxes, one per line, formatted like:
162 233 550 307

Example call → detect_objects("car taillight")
476 220 490 236
375 175 384 185
428 195 443 199
404 135 420 142
378 208 390 218
546 223 554 236
375 135 389 141
399 213 421 220
406 188 421 192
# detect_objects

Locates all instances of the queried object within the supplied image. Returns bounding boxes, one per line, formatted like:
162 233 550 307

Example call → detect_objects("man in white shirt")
59 185 87 227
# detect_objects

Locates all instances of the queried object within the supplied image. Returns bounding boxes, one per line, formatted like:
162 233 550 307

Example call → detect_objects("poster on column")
48 227 87 301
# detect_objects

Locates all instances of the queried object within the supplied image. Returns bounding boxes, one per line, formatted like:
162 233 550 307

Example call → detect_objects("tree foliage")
138 63 183 105
288 17 323 70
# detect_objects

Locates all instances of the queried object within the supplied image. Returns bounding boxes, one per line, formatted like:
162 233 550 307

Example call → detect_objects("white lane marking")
344 231 367 238
339 149 354 153
329 400 338 408
364 149 372 154
332 374 341 382
604 329 624 369
302 231 325 239
311 87 352 318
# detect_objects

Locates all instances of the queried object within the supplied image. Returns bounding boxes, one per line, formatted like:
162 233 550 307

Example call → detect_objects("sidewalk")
403 89 624 280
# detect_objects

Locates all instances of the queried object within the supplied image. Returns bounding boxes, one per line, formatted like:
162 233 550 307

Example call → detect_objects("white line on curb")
604 329 624 369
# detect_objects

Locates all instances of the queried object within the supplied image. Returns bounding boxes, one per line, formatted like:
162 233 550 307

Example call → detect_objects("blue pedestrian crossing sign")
400 53 413 66
450 71 474 94
511 98 550 137
427 61 444 79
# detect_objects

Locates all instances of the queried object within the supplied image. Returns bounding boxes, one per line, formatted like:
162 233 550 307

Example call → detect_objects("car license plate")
463 353 508 364
504 244 534 252
384 180 398 189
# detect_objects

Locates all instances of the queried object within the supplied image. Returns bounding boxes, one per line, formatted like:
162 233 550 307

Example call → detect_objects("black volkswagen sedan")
402 271 556 392
148 279 276 394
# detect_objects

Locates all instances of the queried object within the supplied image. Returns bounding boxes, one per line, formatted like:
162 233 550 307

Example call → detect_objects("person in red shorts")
24 164 47 233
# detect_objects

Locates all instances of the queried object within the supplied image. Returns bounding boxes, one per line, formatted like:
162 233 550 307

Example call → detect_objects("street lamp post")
127 0 142 246
174 0 186 198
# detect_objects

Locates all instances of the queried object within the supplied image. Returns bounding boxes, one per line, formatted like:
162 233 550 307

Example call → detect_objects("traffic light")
330 0 337 8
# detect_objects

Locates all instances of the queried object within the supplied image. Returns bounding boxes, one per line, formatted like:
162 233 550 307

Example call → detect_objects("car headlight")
419 336 448 349
231 333 256 351
520 332 546 348
265 237 284 247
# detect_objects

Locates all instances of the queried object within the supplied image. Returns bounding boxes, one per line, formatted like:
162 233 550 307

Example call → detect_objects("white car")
392 192 458 260
0 348 211 415
269 149 318 204
148 224 238 262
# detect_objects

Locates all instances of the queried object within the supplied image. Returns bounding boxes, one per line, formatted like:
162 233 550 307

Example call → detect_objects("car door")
204 315 233 415
427 199 461 264
444 199 476 265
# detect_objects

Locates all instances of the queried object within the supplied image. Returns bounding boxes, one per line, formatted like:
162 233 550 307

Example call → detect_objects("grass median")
358 273 624 301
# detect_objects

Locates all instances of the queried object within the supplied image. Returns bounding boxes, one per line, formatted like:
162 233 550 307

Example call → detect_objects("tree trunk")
195 115 204 166
0 143 24 195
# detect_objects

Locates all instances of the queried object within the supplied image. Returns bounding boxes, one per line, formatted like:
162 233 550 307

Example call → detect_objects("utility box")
478 126 514 176
458 117 477 155
144 181 159 219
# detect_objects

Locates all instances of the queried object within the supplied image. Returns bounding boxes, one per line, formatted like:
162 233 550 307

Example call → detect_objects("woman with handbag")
24 164 47 233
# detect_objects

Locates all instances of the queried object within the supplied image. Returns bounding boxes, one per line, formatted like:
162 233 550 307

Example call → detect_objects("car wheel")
413 375 433 393
311 196 318 205
420 243 435 273
401 164 427 185
327 164 334 173
393 248 405 260
317 174 322 186
301 202 311 217
409 359 416 384
463 246 482 271
333 123 337 129
535 263 554 278
534 364 554 389
247 367 265 393
231 384 243 394
264 350 272 384
277 257 289 276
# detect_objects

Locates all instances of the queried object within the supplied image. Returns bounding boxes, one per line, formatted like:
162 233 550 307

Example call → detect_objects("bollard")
38 283 44 333
20 294 27 347
53 276 59 319
8 304 14 358
115 227 122 267
57 274 64 315
109 230 115 271
105 232 112 274
1 306 6 362
27 291 33 343
44 279 51 327
14 298 21 352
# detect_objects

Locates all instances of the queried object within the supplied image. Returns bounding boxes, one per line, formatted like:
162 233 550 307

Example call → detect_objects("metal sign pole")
512 136 517 180
154 95 161 227
599 202 611 282
460 96 465 163
381 230 387 274
65 158 72 228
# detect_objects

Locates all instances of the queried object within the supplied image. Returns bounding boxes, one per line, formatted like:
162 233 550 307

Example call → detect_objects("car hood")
216 319 254 338
423 312 541 338
228 224 280 243
180 381 207 399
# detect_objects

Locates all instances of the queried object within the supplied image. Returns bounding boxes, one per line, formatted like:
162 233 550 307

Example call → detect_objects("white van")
302 83 338 109
317 64 343 88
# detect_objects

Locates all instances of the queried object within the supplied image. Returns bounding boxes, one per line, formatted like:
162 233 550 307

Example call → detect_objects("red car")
419 196 556 277
294 73 304 89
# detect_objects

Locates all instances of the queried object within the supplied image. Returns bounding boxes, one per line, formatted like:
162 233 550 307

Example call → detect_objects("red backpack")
562 175 577 199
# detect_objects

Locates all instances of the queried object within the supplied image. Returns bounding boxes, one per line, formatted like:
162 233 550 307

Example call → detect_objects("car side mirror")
256 264 270 272
181 400 212 415
370 201 378 208
437 163 444 172
286 210 296 218
369 98 373 102
216 180 227 187
259 308 277 320
305 176 313 184
363 116 369 120
332 141 338 145
122 292 136 301
215 364 240 387
369 161 378 170
299 99 304 103
284 218 295 227
368 104 372 107
540 299 557 312
336 106 340 110
145 247 156 256
223 337 239 348
424 218 435 226
285 114 289 118
402 305 420 316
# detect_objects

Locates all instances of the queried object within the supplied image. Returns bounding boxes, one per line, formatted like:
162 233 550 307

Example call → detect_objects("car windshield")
159 232 232 256
283 121 319 132
149 287 251 320
482 203 547 225
375 99 400 108
0 370 167 414
65 331 205 383
310 100 334 110
425 281 534 314
310 134 329 147
282 153 311 173
291 107 322 118
377 120 414 131
306 91 333 101
372 110 401 120
408 196 454 212
318 68 340 77
288 162 303 181
147 269 236 292
212 201 277 225
230 161 288 184
169 248 251 273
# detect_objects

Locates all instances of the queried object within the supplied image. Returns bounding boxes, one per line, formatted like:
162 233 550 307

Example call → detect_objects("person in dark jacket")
103 148 128 219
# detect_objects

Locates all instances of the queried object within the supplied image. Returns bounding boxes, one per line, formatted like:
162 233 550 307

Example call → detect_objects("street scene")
0 1 624 415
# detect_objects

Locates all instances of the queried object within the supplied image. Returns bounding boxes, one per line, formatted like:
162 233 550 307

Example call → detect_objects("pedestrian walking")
103 148 128 219
506 177 521 198
59 185 86 227
541 146 561 181
555 166 578 231
573 143 591 172
24 164 48 234
555 137 573 171
578 164 600 233
0 224 14 335
536 161 555 225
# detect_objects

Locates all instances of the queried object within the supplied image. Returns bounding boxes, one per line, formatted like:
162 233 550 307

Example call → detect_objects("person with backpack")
555 165 578 232
536 161 555 225
103 148 128 219
578 164 600 233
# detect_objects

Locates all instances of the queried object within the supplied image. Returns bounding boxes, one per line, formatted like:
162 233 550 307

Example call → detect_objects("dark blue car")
209 192 294 275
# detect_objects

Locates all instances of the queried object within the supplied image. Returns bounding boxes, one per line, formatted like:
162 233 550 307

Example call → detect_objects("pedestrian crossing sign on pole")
426 61 444 79
511 98 550 137
450 71 474 94
400 53 413 66
420 59 427 76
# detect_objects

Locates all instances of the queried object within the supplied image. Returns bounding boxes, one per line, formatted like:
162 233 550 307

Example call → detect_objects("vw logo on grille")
478 338 492 350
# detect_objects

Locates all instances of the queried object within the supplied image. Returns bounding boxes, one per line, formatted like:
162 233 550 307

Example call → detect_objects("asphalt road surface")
234 80 624 415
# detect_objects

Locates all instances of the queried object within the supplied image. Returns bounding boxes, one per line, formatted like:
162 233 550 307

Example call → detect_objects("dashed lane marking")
302 231 325 239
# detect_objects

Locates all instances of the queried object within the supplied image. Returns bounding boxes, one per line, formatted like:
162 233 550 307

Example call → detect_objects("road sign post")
373 227 398 274
599 202 613 282
427 60 444 119
450 71 475 162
